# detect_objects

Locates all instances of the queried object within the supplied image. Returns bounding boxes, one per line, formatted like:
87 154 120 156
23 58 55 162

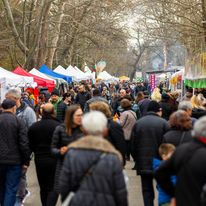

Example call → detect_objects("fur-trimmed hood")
68 135 122 162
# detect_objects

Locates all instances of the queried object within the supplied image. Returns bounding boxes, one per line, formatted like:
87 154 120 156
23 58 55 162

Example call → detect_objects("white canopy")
84 65 92 73
0 67 35 87
98 71 116 81
74 66 92 79
66 65 89 81
29 68 56 84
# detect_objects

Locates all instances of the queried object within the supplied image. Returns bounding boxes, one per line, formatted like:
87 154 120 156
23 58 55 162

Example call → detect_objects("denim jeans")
0 164 21 206
140 174 155 206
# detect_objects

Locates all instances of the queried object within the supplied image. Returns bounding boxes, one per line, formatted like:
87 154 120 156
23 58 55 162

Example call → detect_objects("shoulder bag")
62 153 106 206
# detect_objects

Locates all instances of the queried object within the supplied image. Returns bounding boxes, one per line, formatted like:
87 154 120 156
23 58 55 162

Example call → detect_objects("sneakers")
22 190 31 204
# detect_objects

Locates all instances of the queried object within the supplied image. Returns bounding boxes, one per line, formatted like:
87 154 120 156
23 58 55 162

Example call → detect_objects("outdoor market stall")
39 64 72 83
0 67 35 102
13 67 55 92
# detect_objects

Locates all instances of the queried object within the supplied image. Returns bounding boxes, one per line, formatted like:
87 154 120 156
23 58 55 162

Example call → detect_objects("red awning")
13 67 55 91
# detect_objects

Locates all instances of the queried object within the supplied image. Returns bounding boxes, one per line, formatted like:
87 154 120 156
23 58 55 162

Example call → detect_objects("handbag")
61 153 106 206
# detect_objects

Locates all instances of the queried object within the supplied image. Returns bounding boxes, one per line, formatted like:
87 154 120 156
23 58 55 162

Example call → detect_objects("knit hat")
147 101 161 113
1 99 16 109
51 88 60 96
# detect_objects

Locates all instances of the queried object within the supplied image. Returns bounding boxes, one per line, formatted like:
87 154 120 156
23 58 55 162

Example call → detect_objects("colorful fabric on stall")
184 79 206 88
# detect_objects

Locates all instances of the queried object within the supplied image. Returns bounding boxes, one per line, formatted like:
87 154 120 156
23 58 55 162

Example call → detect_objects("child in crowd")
153 143 176 206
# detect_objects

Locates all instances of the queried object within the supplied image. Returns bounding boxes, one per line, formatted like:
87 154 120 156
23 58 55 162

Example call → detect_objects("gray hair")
178 101 192 111
5 89 21 99
192 116 206 137
82 111 107 136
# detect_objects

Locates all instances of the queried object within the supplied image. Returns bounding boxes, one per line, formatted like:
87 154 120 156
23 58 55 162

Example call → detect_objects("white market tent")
29 68 56 84
74 66 92 79
0 67 35 102
66 65 89 81
97 71 117 81
54 65 78 81
0 67 35 87
30 68 68 85
84 65 92 73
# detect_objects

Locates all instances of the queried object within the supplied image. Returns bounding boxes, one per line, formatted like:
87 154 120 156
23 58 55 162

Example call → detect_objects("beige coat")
120 110 137 140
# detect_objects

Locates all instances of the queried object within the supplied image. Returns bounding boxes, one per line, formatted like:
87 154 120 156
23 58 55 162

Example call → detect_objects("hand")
170 198 176 206
60 146 68 155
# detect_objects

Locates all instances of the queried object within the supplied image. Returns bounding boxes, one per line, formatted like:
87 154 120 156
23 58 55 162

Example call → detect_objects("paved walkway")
24 160 157 206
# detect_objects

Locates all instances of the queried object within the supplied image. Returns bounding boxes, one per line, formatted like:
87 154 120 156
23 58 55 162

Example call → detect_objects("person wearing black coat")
159 93 174 120
155 116 206 206
0 99 31 206
163 110 193 147
28 103 60 206
84 88 109 112
51 105 84 203
75 85 91 110
131 101 169 206
89 101 126 165
59 111 128 206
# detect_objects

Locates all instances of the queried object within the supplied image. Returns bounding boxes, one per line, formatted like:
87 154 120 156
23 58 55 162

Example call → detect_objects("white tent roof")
66 65 89 81
54 65 67 76
53 65 76 81
84 65 92 73
74 66 92 79
0 67 35 87
29 68 56 84
98 71 115 81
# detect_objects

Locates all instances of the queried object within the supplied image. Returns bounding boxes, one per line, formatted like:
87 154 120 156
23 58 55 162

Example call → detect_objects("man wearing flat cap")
0 99 31 206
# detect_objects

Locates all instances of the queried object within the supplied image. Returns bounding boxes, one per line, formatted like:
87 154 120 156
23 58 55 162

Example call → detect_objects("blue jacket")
153 158 176 205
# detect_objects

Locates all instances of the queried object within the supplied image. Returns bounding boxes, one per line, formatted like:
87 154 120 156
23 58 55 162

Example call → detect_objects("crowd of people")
1 80 206 206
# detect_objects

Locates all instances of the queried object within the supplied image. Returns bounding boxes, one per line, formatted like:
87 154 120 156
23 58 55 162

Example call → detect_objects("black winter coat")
0 112 31 166
159 101 173 120
131 112 169 175
163 129 193 147
138 98 151 117
59 136 128 206
56 100 67 122
28 116 60 159
155 139 206 206
51 124 84 192
107 119 126 165
75 91 91 110
192 108 206 119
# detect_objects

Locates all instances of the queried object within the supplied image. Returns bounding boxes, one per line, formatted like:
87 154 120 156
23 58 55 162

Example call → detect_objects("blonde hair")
191 94 205 109
151 88 162 103
89 101 112 118
159 143 175 157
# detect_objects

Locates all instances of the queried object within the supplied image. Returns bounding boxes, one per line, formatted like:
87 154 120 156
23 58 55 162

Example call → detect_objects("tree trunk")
24 0 49 69
59 0 95 64
46 0 66 68
2 0 28 54
36 0 52 68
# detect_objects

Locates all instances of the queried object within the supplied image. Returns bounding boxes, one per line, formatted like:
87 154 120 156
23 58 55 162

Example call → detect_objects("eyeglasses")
74 114 83 117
